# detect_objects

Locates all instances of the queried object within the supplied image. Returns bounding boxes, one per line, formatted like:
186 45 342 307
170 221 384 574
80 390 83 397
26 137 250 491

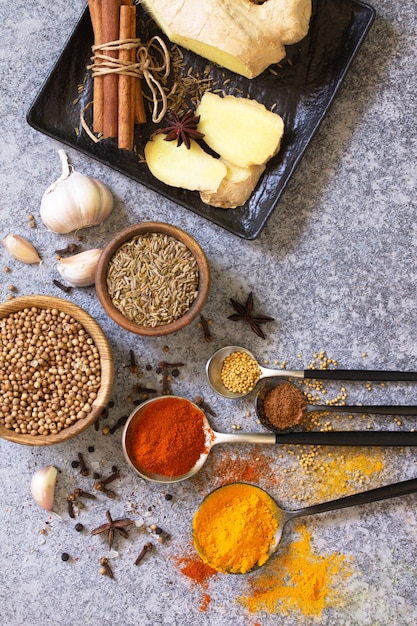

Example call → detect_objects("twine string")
85 34 170 135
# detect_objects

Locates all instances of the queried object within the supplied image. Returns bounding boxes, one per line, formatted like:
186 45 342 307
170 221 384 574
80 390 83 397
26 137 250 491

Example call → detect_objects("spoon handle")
288 477 417 520
308 405 417 415
274 431 417 446
303 369 417 381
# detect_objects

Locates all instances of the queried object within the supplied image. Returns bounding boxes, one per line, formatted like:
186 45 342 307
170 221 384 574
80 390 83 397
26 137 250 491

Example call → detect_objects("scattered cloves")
99 556 115 579
108 415 129 435
195 396 217 417
73 488 96 500
199 314 213 342
78 452 89 476
94 470 121 498
66 494 76 519
158 361 184 395
134 542 153 565
128 349 138 373
55 243 79 255
53 279 73 294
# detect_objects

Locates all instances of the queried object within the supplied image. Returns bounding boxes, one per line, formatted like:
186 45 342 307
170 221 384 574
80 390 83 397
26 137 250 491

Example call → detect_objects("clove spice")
199 314 213 342
94 470 121 498
128 349 138 373
55 243 79 255
52 279 73 293
99 556 115 579
78 452 89 476
108 415 129 434
195 396 217 417
134 541 153 565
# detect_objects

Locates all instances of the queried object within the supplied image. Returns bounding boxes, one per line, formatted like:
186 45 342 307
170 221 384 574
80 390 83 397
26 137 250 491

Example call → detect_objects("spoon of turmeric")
122 396 417 484
192 480 417 574
206 345 417 399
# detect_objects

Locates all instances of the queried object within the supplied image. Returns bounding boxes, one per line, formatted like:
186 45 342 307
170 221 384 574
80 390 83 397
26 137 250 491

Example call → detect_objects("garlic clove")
3 234 41 264
31 465 58 511
40 150 113 234
57 248 102 287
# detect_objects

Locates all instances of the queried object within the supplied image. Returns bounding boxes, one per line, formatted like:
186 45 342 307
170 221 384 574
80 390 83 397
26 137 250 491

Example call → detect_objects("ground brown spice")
262 382 307 430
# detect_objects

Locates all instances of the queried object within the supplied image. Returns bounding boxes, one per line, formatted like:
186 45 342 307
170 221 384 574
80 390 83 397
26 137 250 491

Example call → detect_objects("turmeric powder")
239 522 352 616
192 483 280 574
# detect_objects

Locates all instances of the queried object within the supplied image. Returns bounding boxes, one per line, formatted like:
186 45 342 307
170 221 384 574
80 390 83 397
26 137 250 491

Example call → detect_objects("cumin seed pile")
106 233 199 327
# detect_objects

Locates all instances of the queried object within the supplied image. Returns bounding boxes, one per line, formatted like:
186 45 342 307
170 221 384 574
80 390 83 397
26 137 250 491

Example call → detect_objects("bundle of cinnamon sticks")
88 0 146 150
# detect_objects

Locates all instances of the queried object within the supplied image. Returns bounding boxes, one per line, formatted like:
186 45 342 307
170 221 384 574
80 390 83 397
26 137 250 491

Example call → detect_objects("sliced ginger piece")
200 160 266 209
196 93 285 168
144 133 227 192
141 0 311 79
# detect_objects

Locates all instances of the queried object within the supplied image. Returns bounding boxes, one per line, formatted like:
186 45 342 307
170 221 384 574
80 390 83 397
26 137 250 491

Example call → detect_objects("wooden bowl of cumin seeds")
95 222 210 337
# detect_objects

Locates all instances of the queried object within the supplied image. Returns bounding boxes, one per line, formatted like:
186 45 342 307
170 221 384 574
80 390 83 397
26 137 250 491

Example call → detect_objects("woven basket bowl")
95 222 210 337
0 295 113 446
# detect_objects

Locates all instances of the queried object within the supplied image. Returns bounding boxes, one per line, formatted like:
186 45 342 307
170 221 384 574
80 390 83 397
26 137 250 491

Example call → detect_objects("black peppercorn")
71 460 79 468
164 494 173 501
111 465 118 473
75 523 84 532
155 527 163 535
88 446 95 453
61 552 70 561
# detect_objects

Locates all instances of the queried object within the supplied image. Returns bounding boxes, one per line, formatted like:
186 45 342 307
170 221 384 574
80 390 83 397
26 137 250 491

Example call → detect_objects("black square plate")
27 0 375 239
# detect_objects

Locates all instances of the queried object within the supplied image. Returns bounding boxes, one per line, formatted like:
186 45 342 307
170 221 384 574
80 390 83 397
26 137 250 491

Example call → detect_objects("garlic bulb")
40 149 113 234
3 234 41 264
31 465 58 511
57 248 102 287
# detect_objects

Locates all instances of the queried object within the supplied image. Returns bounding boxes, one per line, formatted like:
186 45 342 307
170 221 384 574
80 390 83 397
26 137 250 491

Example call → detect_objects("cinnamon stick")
88 0 104 133
118 4 135 150
102 0 121 138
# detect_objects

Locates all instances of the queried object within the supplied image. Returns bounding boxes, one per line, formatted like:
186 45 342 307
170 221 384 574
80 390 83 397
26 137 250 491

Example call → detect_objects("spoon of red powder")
122 396 417 483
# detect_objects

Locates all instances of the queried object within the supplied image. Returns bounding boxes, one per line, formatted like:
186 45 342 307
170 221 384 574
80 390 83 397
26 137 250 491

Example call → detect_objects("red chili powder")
174 553 217 612
125 397 211 477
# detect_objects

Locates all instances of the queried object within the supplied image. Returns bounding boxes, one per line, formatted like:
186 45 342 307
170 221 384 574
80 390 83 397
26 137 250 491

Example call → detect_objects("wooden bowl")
95 222 210 337
0 295 113 446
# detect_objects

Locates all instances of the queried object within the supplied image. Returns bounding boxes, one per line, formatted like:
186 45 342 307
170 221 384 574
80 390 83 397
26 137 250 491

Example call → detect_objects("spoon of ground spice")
122 396 417 484
206 345 417 399
255 380 417 432
192 479 417 574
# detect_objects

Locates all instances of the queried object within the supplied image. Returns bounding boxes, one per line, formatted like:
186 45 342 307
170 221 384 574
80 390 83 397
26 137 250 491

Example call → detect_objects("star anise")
228 292 274 339
91 510 134 550
157 109 205 149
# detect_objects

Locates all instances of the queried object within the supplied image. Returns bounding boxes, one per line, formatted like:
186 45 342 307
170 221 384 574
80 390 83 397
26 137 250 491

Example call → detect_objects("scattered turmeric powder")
239 522 352 617
192 483 279 574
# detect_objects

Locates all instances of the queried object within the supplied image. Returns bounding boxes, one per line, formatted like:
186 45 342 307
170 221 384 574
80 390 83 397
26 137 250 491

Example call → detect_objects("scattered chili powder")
176 554 218 586
125 397 212 477
174 552 217 612
195 448 280 492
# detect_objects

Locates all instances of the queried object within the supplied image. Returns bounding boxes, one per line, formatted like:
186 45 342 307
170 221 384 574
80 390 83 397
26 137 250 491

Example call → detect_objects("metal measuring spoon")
122 396 417 484
255 379 417 433
206 345 417 399
193 480 417 573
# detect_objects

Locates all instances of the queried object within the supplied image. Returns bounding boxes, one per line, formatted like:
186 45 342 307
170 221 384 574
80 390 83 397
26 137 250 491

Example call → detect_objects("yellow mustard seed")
220 351 261 394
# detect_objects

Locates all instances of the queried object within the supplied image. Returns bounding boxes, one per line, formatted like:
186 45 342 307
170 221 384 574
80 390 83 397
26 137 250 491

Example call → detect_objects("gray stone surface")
0 1 416 624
